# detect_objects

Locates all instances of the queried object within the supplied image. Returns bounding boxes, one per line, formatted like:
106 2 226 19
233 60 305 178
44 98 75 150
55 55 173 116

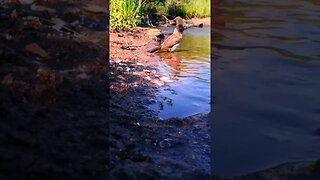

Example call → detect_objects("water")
213 0 320 177
150 27 211 119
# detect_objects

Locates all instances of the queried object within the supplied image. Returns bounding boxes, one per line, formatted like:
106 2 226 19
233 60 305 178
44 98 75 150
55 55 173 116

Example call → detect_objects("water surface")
151 27 211 119
213 0 320 177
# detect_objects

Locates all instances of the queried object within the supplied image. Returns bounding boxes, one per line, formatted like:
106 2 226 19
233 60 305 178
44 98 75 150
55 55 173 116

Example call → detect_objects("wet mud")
0 1 108 179
109 27 211 178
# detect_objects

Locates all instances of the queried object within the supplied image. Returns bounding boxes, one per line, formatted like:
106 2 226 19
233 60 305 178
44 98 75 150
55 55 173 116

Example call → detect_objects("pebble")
159 138 174 148
5 34 14 40
150 79 164 86
117 75 125 81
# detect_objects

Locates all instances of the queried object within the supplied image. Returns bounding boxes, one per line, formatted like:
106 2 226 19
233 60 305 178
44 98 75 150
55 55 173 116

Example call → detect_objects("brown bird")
148 17 185 53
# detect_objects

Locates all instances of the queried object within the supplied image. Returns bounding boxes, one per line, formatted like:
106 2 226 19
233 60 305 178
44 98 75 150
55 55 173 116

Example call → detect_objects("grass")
181 0 210 18
110 0 142 31
110 0 210 31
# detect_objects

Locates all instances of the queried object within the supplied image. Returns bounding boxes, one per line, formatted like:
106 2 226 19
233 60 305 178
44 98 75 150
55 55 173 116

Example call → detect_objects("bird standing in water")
148 17 185 53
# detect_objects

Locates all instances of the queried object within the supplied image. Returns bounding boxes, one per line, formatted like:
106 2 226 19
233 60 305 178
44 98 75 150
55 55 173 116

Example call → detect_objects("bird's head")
177 24 185 33
173 16 184 25
172 16 186 33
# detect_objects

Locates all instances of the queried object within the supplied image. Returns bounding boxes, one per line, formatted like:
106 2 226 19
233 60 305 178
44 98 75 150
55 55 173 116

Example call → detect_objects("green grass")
181 0 210 18
110 0 142 31
110 0 210 31
150 0 210 18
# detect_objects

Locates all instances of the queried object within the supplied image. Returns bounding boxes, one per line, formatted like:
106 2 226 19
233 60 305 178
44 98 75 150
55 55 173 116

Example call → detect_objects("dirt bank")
0 1 108 179
109 27 212 178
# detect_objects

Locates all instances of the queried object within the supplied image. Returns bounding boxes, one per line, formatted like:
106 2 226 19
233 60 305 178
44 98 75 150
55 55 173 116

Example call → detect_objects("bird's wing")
161 34 182 49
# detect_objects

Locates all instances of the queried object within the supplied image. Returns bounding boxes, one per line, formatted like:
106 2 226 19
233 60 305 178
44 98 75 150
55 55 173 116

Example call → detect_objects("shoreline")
109 25 212 178
187 17 211 27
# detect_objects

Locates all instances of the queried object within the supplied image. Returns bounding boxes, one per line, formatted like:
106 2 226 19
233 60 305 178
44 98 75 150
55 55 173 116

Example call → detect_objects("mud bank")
109 27 212 178
0 1 108 179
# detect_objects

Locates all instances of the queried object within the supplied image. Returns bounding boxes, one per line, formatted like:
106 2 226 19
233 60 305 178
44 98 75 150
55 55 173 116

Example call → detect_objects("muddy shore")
109 26 212 178
0 1 108 179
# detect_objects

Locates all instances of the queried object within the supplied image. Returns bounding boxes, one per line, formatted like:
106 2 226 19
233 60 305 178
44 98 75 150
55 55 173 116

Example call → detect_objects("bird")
148 17 185 53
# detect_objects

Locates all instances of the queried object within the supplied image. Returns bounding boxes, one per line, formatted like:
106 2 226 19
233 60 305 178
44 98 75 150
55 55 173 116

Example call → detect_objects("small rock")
83 4 108 14
151 79 164 86
160 76 173 83
26 16 40 24
70 20 80 26
191 154 196 160
2 74 13 86
19 0 34 5
5 34 14 40
30 4 56 13
117 75 125 81
65 7 80 14
76 73 91 80
159 138 174 148
116 67 123 71
10 9 17 18
51 18 66 31
25 43 49 59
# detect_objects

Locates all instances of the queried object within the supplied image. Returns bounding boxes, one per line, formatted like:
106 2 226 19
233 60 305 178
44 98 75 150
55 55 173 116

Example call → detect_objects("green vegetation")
110 0 210 31
181 0 210 18
110 0 142 31
160 0 210 18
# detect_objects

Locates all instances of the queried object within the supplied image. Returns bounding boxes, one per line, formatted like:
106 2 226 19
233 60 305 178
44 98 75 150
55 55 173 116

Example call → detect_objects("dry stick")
38 17 108 51
121 39 152 49
161 15 171 24
129 52 141 59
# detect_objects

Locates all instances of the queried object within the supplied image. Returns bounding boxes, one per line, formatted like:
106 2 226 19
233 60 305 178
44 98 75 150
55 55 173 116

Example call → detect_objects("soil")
109 26 212 179
0 1 108 180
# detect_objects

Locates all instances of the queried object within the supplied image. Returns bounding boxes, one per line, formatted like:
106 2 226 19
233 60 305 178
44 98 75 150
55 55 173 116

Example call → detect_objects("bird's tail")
147 46 161 53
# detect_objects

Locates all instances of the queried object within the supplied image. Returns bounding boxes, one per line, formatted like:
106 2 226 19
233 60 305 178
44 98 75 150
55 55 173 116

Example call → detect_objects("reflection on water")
151 27 210 119
213 0 320 177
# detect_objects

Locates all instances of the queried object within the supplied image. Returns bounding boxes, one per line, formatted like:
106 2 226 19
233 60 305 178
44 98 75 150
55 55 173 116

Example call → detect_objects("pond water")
150 27 211 119
213 0 320 177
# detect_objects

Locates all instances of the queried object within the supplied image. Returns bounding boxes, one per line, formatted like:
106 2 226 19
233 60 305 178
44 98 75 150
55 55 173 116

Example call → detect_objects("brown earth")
109 26 212 179
0 1 108 180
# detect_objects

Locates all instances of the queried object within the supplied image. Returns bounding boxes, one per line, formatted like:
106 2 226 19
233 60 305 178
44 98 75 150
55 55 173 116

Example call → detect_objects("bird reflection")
158 52 182 78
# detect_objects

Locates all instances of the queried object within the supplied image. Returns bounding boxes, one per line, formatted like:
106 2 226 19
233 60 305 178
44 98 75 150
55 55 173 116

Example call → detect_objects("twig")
161 15 170 24
121 39 152 50
38 17 108 51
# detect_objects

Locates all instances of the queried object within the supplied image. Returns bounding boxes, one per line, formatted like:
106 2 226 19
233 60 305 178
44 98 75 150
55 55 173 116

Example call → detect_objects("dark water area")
150 27 210 119
212 0 320 177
